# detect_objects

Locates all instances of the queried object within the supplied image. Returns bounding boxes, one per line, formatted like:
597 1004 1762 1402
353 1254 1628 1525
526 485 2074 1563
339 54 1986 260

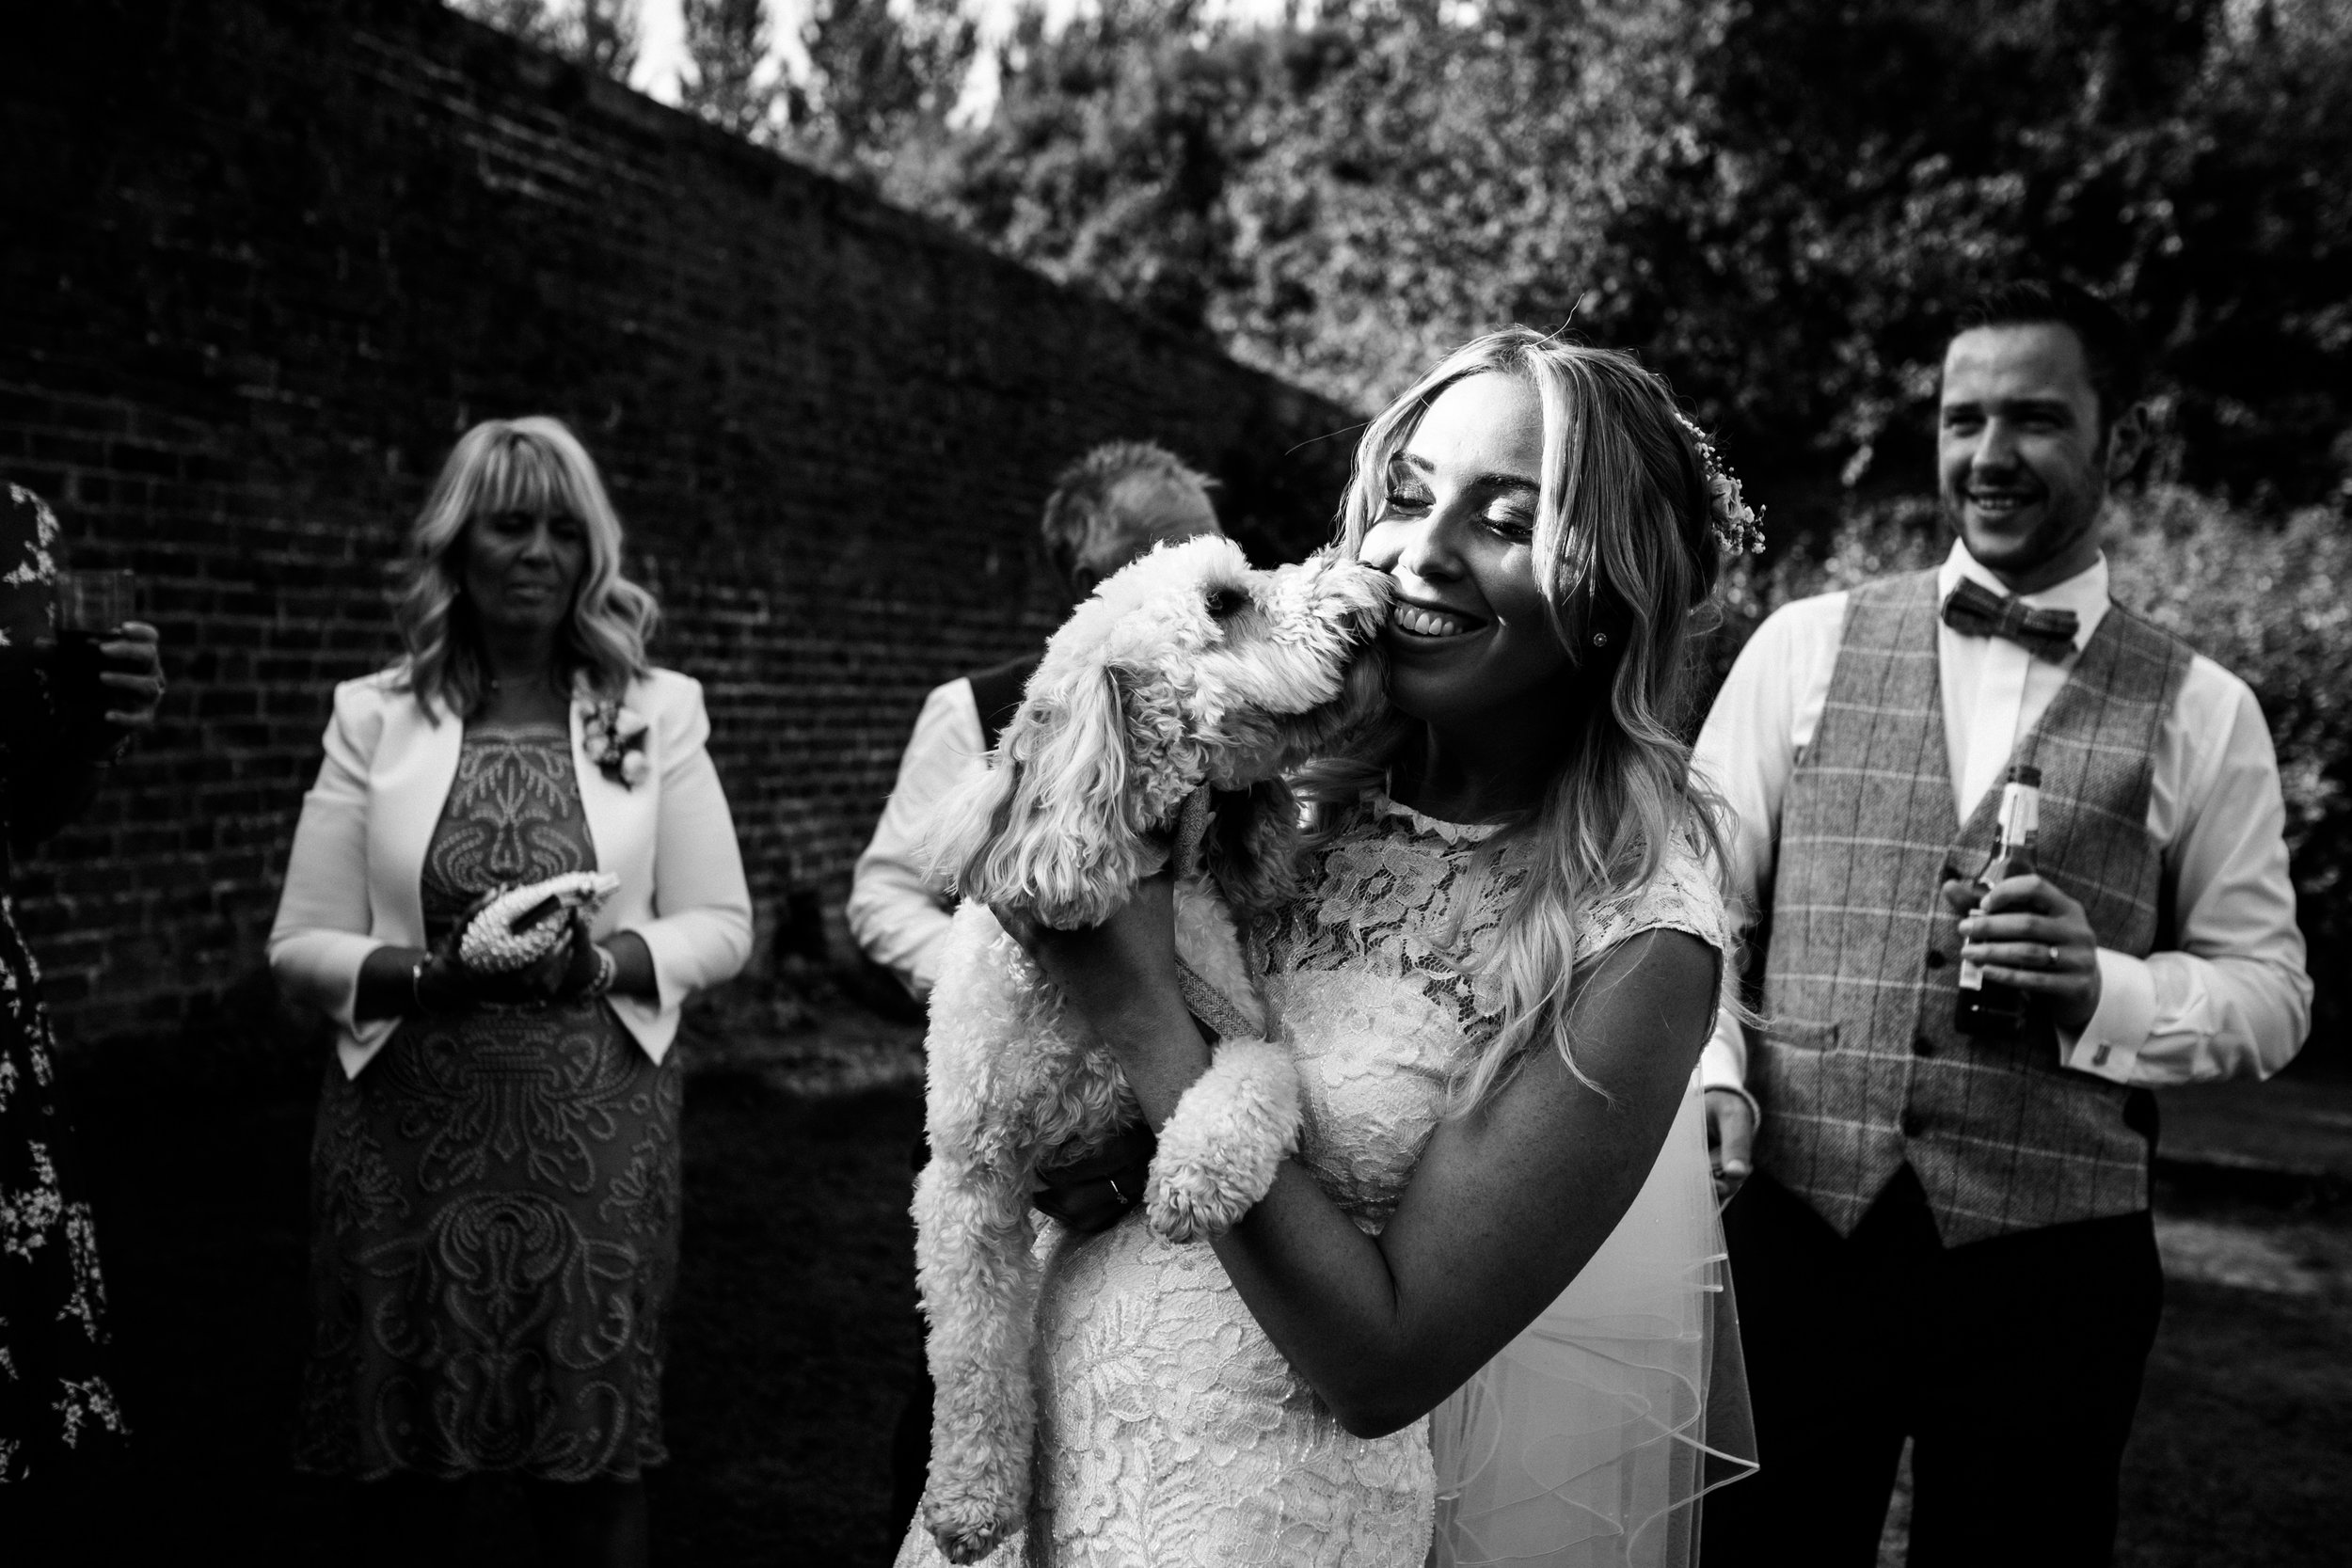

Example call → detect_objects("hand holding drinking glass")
56 570 164 748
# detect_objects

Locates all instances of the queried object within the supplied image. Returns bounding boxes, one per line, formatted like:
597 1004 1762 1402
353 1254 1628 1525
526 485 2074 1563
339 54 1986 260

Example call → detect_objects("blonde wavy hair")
1299 329 1734 1109
391 417 658 719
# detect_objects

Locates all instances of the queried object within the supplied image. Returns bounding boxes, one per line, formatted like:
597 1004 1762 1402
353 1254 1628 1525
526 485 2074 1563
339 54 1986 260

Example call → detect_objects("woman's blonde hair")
391 417 658 719
1299 328 1732 1109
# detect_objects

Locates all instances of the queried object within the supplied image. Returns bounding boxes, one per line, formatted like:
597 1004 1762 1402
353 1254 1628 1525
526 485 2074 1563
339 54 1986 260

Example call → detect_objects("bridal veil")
1429 1075 1757 1567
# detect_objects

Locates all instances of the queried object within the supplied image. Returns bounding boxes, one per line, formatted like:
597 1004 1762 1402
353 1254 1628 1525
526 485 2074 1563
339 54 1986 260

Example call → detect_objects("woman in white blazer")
269 417 750 1568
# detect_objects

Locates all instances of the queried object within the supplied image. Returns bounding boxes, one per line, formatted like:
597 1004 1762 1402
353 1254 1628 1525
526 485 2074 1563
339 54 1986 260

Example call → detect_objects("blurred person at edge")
849 439 1221 1539
1695 281 2311 1568
0 483 161 1500
268 419 751 1568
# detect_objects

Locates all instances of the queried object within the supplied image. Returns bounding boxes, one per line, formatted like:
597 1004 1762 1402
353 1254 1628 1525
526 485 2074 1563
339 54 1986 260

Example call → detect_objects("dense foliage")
788 0 2349 519
451 0 639 80
678 0 784 138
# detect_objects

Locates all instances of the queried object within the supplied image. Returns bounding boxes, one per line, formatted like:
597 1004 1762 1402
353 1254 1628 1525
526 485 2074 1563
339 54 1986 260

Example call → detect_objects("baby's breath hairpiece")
1673 412 1767 556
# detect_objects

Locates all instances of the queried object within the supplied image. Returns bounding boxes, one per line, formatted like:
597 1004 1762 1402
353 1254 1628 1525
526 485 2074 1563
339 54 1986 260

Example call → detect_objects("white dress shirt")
848 676 989 1003
1696 541 2310 1107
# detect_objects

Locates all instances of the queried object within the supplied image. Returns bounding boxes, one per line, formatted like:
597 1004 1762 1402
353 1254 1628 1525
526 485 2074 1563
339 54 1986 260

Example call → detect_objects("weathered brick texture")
0 0 1359 1047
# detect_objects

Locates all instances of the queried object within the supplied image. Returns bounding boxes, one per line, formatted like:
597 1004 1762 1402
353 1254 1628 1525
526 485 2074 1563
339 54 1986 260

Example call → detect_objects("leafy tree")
449 0 641 82
452 0 568 54
898 0 1277 331
839 0 2346 512
1211 0 1727 415
681 0 786 141
575 0 640 81
888 0 1741 412
1626 0 2352 505
790 0 977 182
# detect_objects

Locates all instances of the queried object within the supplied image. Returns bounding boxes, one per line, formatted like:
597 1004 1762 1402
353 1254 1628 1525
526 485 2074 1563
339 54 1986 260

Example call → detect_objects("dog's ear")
946 661 1153 929
1201 777 1301 916
924 732 1020 903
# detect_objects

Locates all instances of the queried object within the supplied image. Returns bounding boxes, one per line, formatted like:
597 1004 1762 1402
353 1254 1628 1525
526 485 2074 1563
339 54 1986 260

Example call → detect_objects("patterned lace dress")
294 722 681 1482
898 790 1727 1568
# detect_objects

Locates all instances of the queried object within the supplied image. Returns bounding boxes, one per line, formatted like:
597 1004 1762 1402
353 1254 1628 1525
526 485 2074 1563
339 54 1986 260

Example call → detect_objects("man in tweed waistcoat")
1695 280 2310 1567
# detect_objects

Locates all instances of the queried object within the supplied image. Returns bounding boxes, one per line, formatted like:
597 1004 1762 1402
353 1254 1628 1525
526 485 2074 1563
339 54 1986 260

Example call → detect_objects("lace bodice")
898 792 1728 1568
1260 794 1722 1236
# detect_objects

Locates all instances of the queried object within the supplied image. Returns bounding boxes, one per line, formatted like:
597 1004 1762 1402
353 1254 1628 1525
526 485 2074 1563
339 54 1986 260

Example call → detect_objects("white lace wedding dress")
895 792 1745 1568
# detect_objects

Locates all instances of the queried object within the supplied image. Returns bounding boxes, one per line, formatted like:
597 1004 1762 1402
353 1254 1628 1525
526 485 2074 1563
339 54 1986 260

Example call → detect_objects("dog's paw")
1149 1179 1244 1245
943 1528 1008 1566
926 1494 1020 1564
1145 1036 1300 1243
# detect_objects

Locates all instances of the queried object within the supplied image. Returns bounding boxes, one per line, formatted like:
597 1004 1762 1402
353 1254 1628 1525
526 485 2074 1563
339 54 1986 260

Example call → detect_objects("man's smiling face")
1937 322 2122 594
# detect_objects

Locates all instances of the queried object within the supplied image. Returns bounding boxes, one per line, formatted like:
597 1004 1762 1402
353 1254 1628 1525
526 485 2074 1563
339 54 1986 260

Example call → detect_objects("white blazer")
268 666 755 1078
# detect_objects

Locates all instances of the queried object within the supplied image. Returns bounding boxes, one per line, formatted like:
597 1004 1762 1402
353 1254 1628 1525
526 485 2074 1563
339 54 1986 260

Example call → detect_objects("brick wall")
0 0 1360 1048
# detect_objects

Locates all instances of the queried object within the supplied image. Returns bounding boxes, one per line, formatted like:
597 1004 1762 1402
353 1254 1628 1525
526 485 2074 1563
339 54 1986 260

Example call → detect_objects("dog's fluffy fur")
912 535 1391 1562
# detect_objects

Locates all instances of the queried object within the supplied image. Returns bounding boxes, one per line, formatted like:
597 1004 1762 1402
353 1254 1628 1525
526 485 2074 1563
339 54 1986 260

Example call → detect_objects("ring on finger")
2046 942 2058 968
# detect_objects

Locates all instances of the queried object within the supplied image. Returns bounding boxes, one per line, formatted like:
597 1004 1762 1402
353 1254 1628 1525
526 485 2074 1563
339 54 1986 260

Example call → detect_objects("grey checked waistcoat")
1751 569 2192 1246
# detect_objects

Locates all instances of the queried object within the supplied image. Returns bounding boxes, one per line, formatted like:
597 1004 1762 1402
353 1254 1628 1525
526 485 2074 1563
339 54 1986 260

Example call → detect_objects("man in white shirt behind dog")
858 440 1222 1541
850 440 1224 1005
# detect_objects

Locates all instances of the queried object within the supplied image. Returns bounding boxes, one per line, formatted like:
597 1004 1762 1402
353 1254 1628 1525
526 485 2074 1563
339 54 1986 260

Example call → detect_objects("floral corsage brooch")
582 699 651 788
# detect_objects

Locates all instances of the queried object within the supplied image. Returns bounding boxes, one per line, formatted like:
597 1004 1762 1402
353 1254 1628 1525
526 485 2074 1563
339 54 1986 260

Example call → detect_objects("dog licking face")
936 534 1391 930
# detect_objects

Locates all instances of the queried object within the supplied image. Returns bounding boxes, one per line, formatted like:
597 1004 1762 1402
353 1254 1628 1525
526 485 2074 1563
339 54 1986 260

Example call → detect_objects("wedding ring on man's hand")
2047 943 2059 968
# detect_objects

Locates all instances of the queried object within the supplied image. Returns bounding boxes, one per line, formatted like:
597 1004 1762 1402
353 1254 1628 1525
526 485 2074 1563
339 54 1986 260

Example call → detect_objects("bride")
897 329 1758 1568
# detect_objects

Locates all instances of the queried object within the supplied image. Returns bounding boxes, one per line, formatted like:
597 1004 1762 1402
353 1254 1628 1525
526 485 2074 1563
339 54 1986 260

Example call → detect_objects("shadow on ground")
1873 1169 2352 1567
10 1045 929 1566
11 1024 2350 1567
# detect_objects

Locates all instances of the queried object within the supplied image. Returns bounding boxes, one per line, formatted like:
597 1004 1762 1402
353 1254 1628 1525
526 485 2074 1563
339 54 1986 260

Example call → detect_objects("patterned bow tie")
1940 578 2080 661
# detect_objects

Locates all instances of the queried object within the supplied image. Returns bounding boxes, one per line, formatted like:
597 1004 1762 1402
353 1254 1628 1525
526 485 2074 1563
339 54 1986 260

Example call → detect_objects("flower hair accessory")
582 698 651 788
1674 412 1767 556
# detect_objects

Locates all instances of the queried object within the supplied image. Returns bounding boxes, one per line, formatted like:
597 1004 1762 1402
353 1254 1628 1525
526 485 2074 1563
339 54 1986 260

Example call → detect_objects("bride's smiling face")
1362 372 1570 731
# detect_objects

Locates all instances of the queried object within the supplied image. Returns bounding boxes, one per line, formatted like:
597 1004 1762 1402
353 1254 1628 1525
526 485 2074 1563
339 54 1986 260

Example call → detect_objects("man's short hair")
1039 440 1215 587
1952 278 2147 431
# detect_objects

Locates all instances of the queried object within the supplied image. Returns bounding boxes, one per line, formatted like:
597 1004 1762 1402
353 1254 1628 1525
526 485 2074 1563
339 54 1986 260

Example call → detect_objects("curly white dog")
912 533 1391 1562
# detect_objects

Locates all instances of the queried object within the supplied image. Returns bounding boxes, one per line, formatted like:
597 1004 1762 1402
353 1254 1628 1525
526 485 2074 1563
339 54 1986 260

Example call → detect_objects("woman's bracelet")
586 943 616 998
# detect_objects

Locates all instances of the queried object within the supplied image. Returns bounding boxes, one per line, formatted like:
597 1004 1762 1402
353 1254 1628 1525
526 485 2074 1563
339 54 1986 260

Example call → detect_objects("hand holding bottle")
1939 873 2104 1035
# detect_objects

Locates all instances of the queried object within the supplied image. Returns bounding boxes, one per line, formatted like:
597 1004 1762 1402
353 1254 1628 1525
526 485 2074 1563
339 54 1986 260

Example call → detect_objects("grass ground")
8 1061 930 1566
10 1035 2350 1566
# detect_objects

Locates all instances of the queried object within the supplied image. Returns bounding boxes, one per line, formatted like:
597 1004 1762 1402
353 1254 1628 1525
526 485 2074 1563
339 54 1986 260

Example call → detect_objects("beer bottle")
1954 763 2041 1037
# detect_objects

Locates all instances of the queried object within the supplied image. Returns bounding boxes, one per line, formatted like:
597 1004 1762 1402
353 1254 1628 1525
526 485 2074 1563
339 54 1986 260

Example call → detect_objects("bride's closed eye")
1382 481 1434 515
1481 506 1535 542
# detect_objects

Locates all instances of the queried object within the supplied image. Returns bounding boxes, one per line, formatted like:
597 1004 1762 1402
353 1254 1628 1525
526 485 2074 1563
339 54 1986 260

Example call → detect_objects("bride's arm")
1022 873 1718 1440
